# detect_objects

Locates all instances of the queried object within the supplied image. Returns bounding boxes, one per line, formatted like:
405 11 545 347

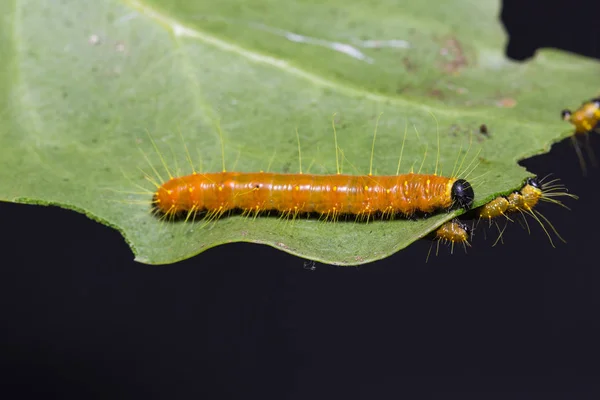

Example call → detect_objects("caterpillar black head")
453 219 472 239
526 176 541 189
460 220 472 237
451 179 475 209
561 109 572 121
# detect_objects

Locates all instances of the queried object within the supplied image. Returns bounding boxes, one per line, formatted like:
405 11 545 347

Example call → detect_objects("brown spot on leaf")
497 97 517 108
428 89 445 100
439 36 468 74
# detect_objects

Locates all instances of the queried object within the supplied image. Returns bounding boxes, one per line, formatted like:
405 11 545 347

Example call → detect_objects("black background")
2 0 600 398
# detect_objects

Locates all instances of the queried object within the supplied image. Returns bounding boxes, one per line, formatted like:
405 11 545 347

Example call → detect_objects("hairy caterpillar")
151 117 476 222
471 176 577 246
561 97 600 173
152 172 474 221
562 97 600 134
426 219 471 262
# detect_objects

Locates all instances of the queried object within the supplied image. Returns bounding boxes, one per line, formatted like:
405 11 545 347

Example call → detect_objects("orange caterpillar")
473 176 577 246
426 176 575 259
151 116 476 222
435 219 471 247
561 97 600 173
562 97 600 134
427 219 471 261
152 172 474 221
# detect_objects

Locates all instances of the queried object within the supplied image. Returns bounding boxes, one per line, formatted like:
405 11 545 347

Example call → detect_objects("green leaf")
1 0 598 265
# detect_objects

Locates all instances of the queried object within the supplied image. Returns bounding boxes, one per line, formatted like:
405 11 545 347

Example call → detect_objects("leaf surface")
0 0 597 265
